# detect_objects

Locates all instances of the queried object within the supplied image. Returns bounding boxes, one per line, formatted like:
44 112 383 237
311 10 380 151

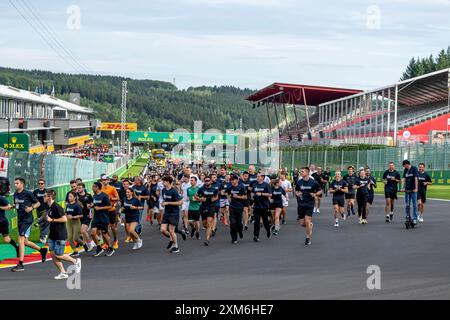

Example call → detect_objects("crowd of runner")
0 159 432 279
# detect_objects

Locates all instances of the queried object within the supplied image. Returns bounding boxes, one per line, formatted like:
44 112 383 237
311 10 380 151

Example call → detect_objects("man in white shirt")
279 171 292 225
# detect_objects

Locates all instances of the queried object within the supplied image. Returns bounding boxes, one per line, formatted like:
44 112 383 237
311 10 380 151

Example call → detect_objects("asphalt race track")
1 196 449 300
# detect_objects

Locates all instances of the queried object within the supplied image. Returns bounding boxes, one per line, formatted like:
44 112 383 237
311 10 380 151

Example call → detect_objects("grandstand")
318 68 450 145
246 83 362 145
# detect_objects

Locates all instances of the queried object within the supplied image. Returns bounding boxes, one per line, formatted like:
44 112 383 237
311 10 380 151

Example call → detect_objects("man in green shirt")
187 176 201 239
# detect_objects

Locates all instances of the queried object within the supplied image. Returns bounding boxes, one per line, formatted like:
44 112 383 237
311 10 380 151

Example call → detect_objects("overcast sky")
0 0 449 90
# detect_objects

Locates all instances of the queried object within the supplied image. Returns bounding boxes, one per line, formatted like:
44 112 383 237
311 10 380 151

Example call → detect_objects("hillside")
0 67 268 132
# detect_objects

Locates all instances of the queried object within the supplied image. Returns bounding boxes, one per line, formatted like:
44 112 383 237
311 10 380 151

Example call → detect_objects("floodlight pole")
393 84 399 146
121 81 127 154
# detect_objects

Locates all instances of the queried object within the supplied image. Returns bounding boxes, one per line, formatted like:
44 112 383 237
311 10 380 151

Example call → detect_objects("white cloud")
183 0 295 7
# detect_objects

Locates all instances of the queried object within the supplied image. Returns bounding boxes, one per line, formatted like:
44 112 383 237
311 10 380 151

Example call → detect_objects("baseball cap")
101 175 109 180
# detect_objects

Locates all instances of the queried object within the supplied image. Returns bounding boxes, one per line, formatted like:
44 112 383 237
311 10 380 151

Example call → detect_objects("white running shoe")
137 239 143 249
75 258 82 273
334 221 339 228
88 241 96 252
132 242 139 250
54 273 69 280
418 215 424 223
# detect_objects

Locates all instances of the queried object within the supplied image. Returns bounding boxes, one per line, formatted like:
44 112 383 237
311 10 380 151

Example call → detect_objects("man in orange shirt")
101 175 120 250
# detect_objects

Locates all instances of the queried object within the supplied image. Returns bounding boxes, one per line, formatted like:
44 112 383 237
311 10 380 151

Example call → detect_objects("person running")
186 176 201 239
156 177 165 226
111 174 125 226
240 171 251 231
65 191 84 257
323 167 332 197
89 182 114 257
131 176 149 237
343 166 357 218
180 175 191 232
270 178 285 235
382 162 401 223
0 194 20 257
365 167 377 219
76 183 95 252
401 160 419 226
329 171 348 227
219 173 230 227
33 179 49 243
227 175 247 244
120 188 144 250
279 172 292 225
100 176 120 250
11 177 47 272
160 176 183 253
417 163 432 223
295 167 321 246
145 175 157 225
312 166 326 214
195 176 219 246
252 173 272 242
45 189 81 280
354 169 370 224
210 173 221 237
247 165 258 224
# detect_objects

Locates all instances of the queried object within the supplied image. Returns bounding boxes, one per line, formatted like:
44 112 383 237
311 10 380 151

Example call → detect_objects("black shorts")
0 220 9 236
418 191 427 203
188 210 200 221
161 214 179 226
18 221 33 237
270 203 283 210
297 206 313 220
384 191 398 200
332 198 345 207
91 221 109 232
125 215 140 224
367 195 374 205
81 217 91 226
243 199 250 208
200 206 215 220
108 211 117 224
249 199 255 207
214 206 220 215
345 193 355 200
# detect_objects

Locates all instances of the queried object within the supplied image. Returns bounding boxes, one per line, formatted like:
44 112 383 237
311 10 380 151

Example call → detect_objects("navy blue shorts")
125 215 140 224
91 221 109 232
18 221 32 238
162 214 179 226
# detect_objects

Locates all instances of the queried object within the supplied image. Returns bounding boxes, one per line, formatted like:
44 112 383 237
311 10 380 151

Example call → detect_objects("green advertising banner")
102 153 115 163
0 133 30 151
129 132 238 145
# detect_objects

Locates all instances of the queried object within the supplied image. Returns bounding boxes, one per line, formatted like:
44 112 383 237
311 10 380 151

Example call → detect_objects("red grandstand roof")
246 83 362 106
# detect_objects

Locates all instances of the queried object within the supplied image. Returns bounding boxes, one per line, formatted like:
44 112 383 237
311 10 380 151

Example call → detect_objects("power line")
19 0 90 74
8 0 85 74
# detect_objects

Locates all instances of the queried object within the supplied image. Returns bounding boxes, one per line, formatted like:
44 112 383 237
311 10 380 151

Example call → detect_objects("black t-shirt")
65 202 82 219
122 197 142 218
111 181 125 202
92 192 111 224
323 171 331 183
48 202 67 241
252 182 271 209
150 183 159 202
14 190 39 224
220 180 229 199
271 187 285 206
367 176 377 196
132 185 150 206
197 185 219 208
211 182 221 206
227 183 247 210
295 179 320 207
162 187 181 216
418 172 432 193
77 192 93 219
343 174 357 194
240 178 251 197
33 188 48 212
248 174 258 188
312 172 325 188
0 195 9 223
403 166 419 191
355 177 370 196
383 170 400 193
330 180 348 199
